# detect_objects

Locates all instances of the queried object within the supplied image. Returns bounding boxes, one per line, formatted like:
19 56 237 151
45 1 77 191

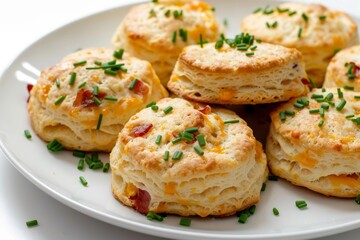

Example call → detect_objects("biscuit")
110 98 268 217
323 45 360 90
267 88 360 197
112 0 222 85
241 2 359 86
28 48 168 152
167 39 308 104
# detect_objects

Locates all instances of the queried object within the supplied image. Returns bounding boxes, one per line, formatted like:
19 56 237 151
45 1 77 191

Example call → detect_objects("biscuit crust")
110 98 268 217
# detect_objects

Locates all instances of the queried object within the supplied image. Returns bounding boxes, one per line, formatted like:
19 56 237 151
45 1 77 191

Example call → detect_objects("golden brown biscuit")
110 98 268 217
112 0 222 85
167 39 308 104
267 88 360 197
28 48 168 152
241 2 359 86
323 45 360 90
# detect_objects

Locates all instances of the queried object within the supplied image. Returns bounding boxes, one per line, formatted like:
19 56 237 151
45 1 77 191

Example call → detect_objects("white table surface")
0 0 359 239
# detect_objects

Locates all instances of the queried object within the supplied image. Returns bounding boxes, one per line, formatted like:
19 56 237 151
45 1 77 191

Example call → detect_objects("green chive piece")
120 67 128 73
346 114 355 119
311 94 323 99
223 18 228 26
147 211 164 221
309 109 320 114
280 111 286 121
164 151 170 161
91 152 99 162
328 101 335 106
319 15 326 20
321 103 329 110
194 145 204 155
152 0 158 3
322 88 326 92
47 139 63 152
272 21 278 28
246 52 255 56
354 96 360 99
197 134 206 147
289 11 297 16
295 200 307 209
103 163 110 173
238 213 249 224
26 220 38 228
172 31 177 43
297 27 302 38
172 137 181 144
54 95 66 105
198 34 206 48
297 97 309 106
263 9 274 15
253 7 262 13
173 9 183 19
96 114 103 130
256 39 262 43
151 105 159 111
318 120 324 127
261 183 266 192
277 7 289 13
324 93 333 101
163 106 173 114
79 176 88 186
215 40 224 49
77 158 85 170
104 69 117 76
337 88 343 98
73 60 87 67
293 102 304 109
78 82 87 89
273 208 280 216
302 13 308 21
249 205 256 215
333 48 341 56
179 218 191 226
180 131 194 141
268 175 278 181
94 60 102 66
69 72 76 85
185 127 199 133
345 62 349 67
90 161 103 170
92 85 99 96
250 45 257 51
285 110 295 116
172 151 183 160
104 97 118 101
308 77 317 88
92 97 102 106
355 194 360 204
24 130 32 139
73 150 86 158
224 119 240 124
113 49 124 59
179 28 188 42
84 157 92 167
155 135 162 145
266 22 271 28
129 78 138 90
164 9 171 17
336 99 347 111
146 101 156 108
319 108 325 117
344 85 354 90
56 78 61 88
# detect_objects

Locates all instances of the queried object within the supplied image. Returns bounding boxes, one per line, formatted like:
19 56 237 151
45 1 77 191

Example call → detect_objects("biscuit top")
271 88 360 153
179 41 303 73
241 2 358 49
121 0 221 54
118 98 259 178
31 48 168 128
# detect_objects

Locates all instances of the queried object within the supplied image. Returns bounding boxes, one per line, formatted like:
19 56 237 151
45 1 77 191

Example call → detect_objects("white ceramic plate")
1 0 360 239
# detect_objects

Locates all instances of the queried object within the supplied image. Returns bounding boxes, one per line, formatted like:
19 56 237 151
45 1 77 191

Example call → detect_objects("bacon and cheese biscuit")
267 88 360 197
167 39 308 104
110 98 268 217
112 0 222 85
323 45 360 91
241 2 359 86
28 48 168 152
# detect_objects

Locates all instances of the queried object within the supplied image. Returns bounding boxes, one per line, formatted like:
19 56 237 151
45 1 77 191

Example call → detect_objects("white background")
0 0 359 239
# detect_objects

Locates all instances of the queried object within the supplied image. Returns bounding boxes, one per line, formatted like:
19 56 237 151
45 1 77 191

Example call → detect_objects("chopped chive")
103 162 110 173
354 96 360 99
224 119 240 124
263 9 274 15
73 60 87 67
223 18 228 26
185 127 198 133
194 145 204 155
336 99 347 111
69 72 76 85
246 52 255 56
273 208 280 216
129 78 138 90
238 213 249 224
77 158 85 170
179 28 188 42
96 114 103 130
319 108 325 117
297 97 309 106
104 69 117 76
26 220 38 228
92 97 102 106
119 66 127 73
345 62 349 67
163 106 173 114
164 151 170 161
172 150 183 160
172 31 177 43
302 13 308 21
73 150 86 158
198 33 208 48
197 134 206 147
261 183 266 192
84 157 92 167
249 205 256 215
151 105 159 111
180 131 194 141
155 135 162 145
311 94 323 99
56 78 61 88
164 9 171 17
277 7 289 13
289 11 297 16
54 95 66 105
266 22 271 28
280 111 286 121
94 60 102 66
268 175 278 181
324 93 333 101
86 63 124 70
321 103 329 110
47 139 63 152
78 82 87 89
172 137 181 144
147 211 164 222
319 15 326 20
256 39 262 43
308 77 317 88
337 88 343 98
146 101 156 108
179 218 191 226
152 0 158 3
344 85 354 90
24 129 32 139
113 49 124 59
333 48 341 56
272 21 278 28
149 8 156 18
328 101 335 106
91 152 99 162
309 109 320 114
250 45 257 51
318 120 324 127
297 27 302 38
355 194 360 204
104 97 118 101
322 88 326 92
79 176 88 186
295 200 307 209
173 10 183 19
90 161 103 170
253 7 262 13
215 40 224 49
237 46 248 51
285 110 295 116
93 85 99 95
346 114 355 119
293 102 304 109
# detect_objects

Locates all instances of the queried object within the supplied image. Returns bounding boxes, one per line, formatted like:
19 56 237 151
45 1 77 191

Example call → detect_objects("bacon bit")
349 62 360 78
27 84 33 102
130 124 153 137
301 78 310 85
73 89 105 108
133 80 149 95
132 189 151 215
194 103 212 114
